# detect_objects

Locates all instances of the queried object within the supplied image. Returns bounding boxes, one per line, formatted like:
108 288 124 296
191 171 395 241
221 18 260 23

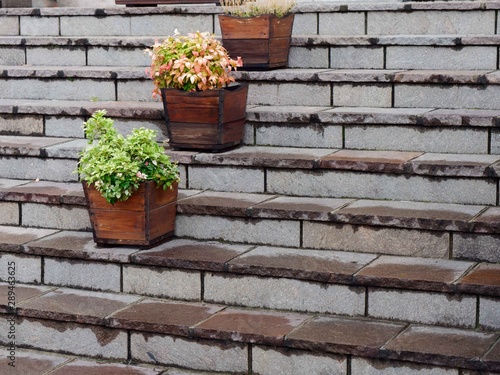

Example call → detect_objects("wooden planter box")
83 181 178 248
161 83 248 151
219 13 294 70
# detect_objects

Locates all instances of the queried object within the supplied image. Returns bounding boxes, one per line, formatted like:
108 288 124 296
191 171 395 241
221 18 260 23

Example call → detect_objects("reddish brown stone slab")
0 226 58 252
228 246 376 283
192 308 309 346
177 191 275 217
286 316 405 357
0 283 52 313
132 239 251 271
109 299 223 336
251 196 352 221
25 231 138 263
408 153 500 177
483 339 500 371
51 360 159 375
355 256 475 293
0 349 69 375
471 207 500 233
17 288 140 325
331 199 484 232
0 180 84 204
384 325 498 370
318 150 422 173
457 263 500 296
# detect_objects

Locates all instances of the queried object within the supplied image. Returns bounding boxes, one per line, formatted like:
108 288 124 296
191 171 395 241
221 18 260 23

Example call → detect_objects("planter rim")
218 13 294 19
160 82 248 97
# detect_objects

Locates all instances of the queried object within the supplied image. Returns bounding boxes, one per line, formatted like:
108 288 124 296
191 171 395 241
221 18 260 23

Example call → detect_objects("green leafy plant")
219 0 296 17
76 110 180 204
145 30 242 98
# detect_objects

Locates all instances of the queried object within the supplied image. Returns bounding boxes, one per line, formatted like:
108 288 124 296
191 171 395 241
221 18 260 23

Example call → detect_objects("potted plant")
218 0 296 70
76 110 180 248
146 30 249 151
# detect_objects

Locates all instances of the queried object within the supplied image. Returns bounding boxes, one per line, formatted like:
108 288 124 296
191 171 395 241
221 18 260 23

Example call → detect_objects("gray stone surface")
27 47 86 66
0 114 44 136
20 16 59 36
88 46 150 67
292 13 318 35
319 12 365 35
117 81 153 102
176 215 300 247
289 46 329 69
345 125 488 154
479 297 500 330
367 11 495 35
131 333 247 373
60 16 131 36
330 46 384 69
0 17 19 36
22 203 90 230
253 346 347 375
45 116 85 138
409 153 500 177
302 222 449 258
368 288 476 327
44 258 121 291
0 253 41 284
386 46 497 70
204 273 366 316
0 202 18 225
0 156 76 182
123 265 201 301
266 170 497 205
453 233 500 262
255 124 343 148
131 15 213 36
0 47 24 65
334 84 392 107
188 166 264 193
247 83 331 106
491 129 500 154
351 357 458 375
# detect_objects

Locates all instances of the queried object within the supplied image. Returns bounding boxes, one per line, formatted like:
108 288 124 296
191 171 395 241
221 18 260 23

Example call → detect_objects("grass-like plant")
145 30 242 98
76 110 180 204
219 0 296 17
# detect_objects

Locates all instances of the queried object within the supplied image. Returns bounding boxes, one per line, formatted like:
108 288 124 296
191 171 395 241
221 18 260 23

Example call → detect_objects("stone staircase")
0 2 499 374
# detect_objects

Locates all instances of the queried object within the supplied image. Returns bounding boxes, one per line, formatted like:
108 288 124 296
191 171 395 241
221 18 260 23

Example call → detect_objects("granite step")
1 99 500 153
3 66 500 108
0 281 498 374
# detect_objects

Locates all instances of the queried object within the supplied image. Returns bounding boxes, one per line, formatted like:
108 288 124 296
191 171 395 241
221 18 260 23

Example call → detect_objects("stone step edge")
1 227 499 298
2 66 500 86
3 99 500 128
2 178 500 234
3 34 500 47
1 281 499 373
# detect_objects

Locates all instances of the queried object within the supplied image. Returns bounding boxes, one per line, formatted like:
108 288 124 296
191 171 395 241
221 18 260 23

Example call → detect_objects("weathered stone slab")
246 82 331 106
408 153 500 177
320 107 432 125
188 166 264 193
20 16 59 36
453 233 500 263
289 46 329 69
318 12 365 35
479 297 500 330
0 202 18 225
88 46 150 67
0 348 69 375
457 263 500 297
45 116 86 138
22 203 90 230
0 114 44 136
51 360 161 375
45 139 86 159
27 46 86 66
471 208 500 233
0 17 19 36
0 180 83 204
0 253 42 284
246 105 327 123
334 84 392 107
0 225 57 253
351 357 458 375
0 283 52 313
330 46 384 69
0 135 72 157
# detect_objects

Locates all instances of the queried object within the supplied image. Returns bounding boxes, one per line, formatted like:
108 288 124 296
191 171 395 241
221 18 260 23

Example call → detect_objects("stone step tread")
1 281 499 372
2 137 500 178
1 226 499 297
0 347 217 374
1 65 500 85
2 99 500 128
1 178 500 234
3 34 500 47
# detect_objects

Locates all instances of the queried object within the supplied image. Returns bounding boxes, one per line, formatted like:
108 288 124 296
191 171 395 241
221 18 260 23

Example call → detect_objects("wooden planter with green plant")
76 110 180 248
146 30 248 151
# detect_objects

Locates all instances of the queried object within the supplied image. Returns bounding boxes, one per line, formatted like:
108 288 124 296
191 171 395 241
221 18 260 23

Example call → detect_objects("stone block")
253 346 347 375
0 114 44 136
44 258 121 291
319 12 365 35
345 125 488 154
0 156 76 182
131 333 247 373
0 253 41 284
302 222 449 258
491 129 500 154
45 116 85 138
0 17 19 36
334 84 392 107
479 297 500 330
20 16 59 36
27 47 86 66
266 169 497 205
60 16 131 36
204 273 366 315
386 46 497 70
292 13 317 35
247 83 331 106
117 81 153 102
0 202 18 225
368 288 476 328
22 203 90 230
453 233 500 262
123 265 201 300
368 11 495 35
331 46 384 69
188 166 264 193
0 47 25 65
176 215 300 247
395 84 500 110
255 124 343 148
131 15 213 36
88 47 150 67
351 357 458 375
289 47 329 69
0 317 127 359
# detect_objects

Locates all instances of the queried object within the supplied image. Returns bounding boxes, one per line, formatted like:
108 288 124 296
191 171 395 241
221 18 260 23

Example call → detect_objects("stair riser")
0 252 497 330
